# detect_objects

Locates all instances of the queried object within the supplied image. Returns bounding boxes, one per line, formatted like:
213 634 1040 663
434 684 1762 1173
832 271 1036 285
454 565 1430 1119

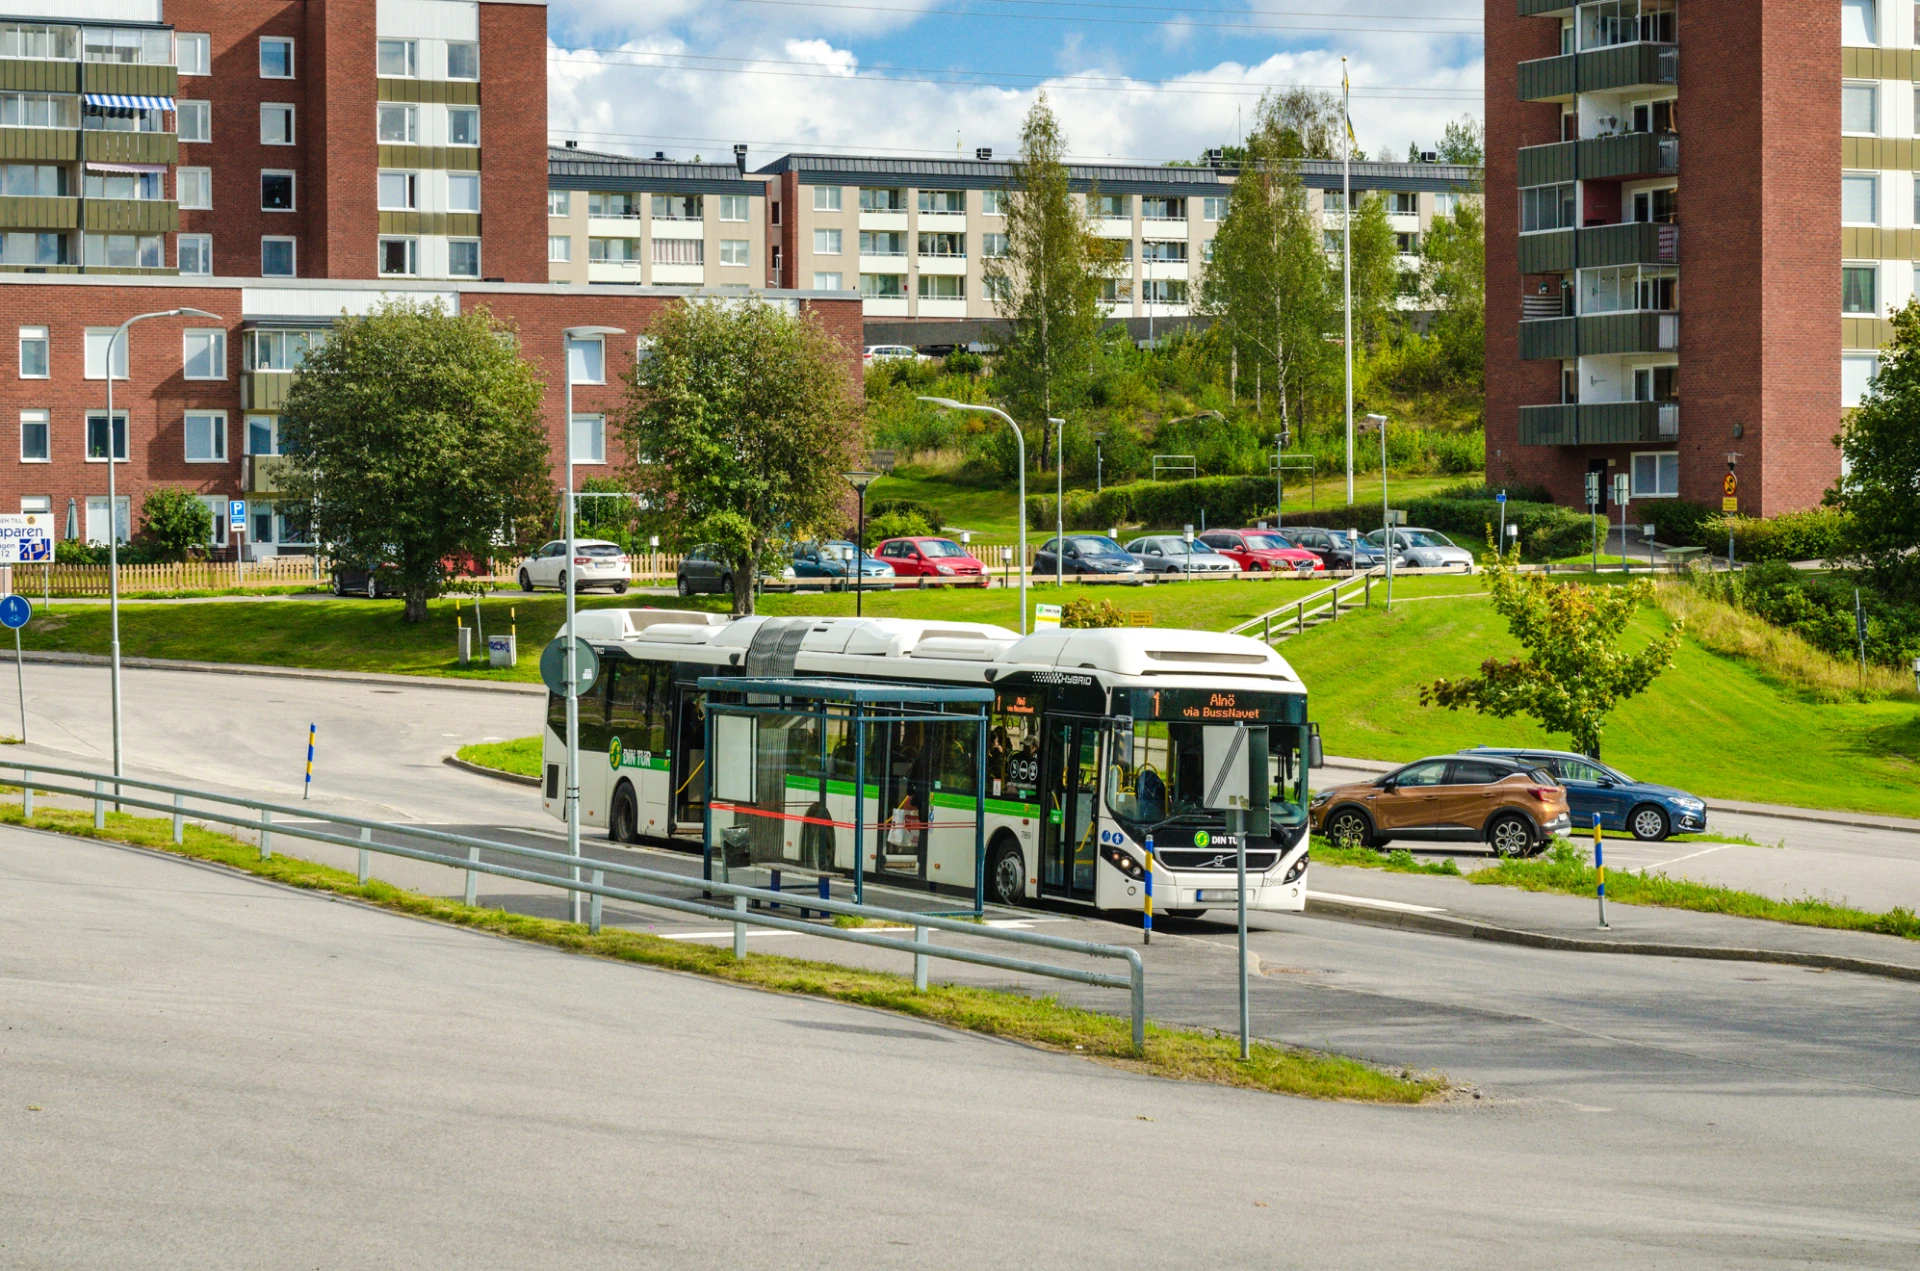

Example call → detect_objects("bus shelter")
695 677 995 916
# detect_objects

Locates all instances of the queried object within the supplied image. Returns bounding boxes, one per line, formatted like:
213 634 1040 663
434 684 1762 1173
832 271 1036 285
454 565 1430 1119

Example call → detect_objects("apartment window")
1141 240 1187 263
1521 183 1576 232
183 329 226 380
447 171 481 213
178 32 209 76
85 495 131 545
858 187 905 212
1842 173 1878 224
770 202 781 226
184 410 227 463
588 192 636 218
1631 186 1678 224
0 92 78 128
84 329 129 380
1630 452 1680 498
246 330 322 372
814 185 842 211
1843 353 1880 406
918 232 964 257
1323 230 1339 252
814 228 843 255
1089 193 1129 219
82 26 169 64
1844 0 1878 44
0 231 64 267
198 495 227 548
447 41 479 80
1395 231 1421 254
377 171 417 211
260 37 293 79
918 274 964 300
18 326 47 378
652 238 702 265
1842 82 1878 135
261 104 294 145
918 189 964 214
19 409 47 462
1099 277 1131 303
377 38 417 77
448 239 480 278
1434 191 1461 218
447 107 479 146
178 100 209 142
1202 195 1229 221
548 189 571 217
567 336 605 384
1843 264 1878 314
549 235 572 262
82 169 163 201
1630 99 1675 134
1202 239 1215 264
1322 189 1350 212
377 103 417 143
588 237 640 262
261 237 296 277
178 167 211 209
1141 279 1188 304
178 234 212 275
85 410 128 462
982 189 1005 215
859 273 905 299
0 164 63 200
570 414 606 464
262 171 295 211
1633 365 1678 402
652 193 700 221
1142 196 1185 221
378 237 418 276
859 231 903 257
1387 192 1417 215
719 239 750 266
981 232 1009 259
247 415 282 455
711 193 747 222
812 271 843 289
0 24 78 60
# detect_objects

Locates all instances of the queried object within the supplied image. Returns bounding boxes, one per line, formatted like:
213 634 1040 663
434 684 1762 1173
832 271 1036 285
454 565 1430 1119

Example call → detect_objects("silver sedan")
1365 528 1476 571
1124 535 1238 575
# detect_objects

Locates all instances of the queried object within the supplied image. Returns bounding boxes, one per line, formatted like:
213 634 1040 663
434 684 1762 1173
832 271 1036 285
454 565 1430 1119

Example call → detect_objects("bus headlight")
1099 844 1145 880
1281 850 1309 884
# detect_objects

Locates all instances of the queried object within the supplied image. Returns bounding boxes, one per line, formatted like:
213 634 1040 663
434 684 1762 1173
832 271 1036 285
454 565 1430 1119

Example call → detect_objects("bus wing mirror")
1308 726 1325 770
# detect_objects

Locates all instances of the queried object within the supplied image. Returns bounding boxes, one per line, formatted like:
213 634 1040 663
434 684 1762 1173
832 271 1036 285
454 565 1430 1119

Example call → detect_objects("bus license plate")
1196 890 1241 903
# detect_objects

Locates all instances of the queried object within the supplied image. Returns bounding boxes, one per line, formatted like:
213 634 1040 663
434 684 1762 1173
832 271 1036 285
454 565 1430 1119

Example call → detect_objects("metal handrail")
2 760 1146 1051
1226 565 1385 639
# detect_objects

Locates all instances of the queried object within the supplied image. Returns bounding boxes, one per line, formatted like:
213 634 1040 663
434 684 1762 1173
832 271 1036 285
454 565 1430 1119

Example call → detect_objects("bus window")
932 708 979 797
1267 727 1309 829
607 661 646 738
1105 721 1205 829
643 662 668 755
989 709 1042 805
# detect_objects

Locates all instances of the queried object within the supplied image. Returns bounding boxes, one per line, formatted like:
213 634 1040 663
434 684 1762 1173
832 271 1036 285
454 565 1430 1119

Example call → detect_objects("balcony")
1517 132 1677 186
0 127 78 162
1518 310 1678 360
241 372 293 412
1518 401 1679 446
1517 0 1573 13
1518 43 1676 102
0 58 79 93
0 195 77 229
82 129 176 165
243 454 291 496
1516 221 1678 274
81 199 176 233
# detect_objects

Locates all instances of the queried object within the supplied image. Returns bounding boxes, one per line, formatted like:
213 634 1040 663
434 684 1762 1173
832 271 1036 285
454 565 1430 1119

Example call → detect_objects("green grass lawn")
455 736 543 776
1283 590 1920 819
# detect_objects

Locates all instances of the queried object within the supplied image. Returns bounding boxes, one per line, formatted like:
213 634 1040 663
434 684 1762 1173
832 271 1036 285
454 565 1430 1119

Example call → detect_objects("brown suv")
1311 756 1571 857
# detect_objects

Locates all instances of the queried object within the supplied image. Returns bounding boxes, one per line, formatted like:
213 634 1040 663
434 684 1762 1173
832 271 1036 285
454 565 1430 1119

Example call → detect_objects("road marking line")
1306 890 1447 915
1646 844 1732 871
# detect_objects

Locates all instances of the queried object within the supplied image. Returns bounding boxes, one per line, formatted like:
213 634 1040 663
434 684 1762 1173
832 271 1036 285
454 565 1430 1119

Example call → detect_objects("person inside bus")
1136 764 1167 823
987 725 1012 786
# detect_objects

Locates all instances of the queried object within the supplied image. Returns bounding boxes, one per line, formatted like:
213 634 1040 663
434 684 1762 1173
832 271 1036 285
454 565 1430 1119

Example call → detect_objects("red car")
1199 529 1326 575
873 537 990 586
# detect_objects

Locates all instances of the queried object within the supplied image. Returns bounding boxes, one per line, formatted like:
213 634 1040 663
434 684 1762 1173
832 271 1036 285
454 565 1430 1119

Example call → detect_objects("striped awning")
85 161 168 173
82 94 174 111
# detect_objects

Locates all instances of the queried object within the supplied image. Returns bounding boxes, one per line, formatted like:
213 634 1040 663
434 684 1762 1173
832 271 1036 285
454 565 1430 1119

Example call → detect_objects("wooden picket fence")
20 555 326 599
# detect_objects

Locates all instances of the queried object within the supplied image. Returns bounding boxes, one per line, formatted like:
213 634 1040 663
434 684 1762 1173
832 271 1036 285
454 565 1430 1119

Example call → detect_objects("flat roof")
697 676 995 705
549 145 764 195
756 152 1481 196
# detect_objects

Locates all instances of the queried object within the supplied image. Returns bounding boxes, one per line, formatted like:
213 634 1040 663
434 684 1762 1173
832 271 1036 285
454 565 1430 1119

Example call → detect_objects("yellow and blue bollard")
1593 813 1608 929
1143 834 1154 945
303 723 317 801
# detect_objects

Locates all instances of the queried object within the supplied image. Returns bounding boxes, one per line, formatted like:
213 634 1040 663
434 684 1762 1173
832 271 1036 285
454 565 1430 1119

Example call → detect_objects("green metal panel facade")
0 195 77 228
1517 231 1575 274
83 130 177 165
1518 311 1676 360
0 128 78 161
83 63 177 98
244 374 294 412
377 77 481 104
81 199 178 232
1519 317 1576 360
1520 42 1675 101
378 144 481 171
1517 0 1572 14
0 59 78 92
1518 402 1676 446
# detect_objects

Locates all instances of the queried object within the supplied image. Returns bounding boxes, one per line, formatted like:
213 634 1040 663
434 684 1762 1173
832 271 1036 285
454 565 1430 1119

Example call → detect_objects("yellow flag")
1342 62 1357 150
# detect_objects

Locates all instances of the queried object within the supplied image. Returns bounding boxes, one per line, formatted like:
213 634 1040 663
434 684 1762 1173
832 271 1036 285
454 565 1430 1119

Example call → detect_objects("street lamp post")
1093 431 1106 495
103 307 221 800
843 470 881 617
916 398 1028 633
1362 413 1392 611
1049 417 1066 588
562 325 624 924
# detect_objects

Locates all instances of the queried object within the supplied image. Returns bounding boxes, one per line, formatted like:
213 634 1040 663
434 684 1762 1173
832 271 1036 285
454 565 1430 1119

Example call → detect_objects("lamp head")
564 325 626 339
172 307 222 321
916 396 965 410
842 470 882 493
1046 417 1066 427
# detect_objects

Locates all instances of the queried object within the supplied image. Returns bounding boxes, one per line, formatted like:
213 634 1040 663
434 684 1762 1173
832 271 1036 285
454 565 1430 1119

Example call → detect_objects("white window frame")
813 185 842 212
814 228 842 255
548 189 571 217
548 235 572 262
1843 0 1879 46
177 32 210 76
1628 450 1680 499
981 189 1005 216
84 409 129 463
260 103 294 146
246 414 281 456
261 236 296 277
182 328 226 380
83 328 128 380
183 409 227 463
377 169 418 211
178 166 211 209
18 325 47 379
1843 260 1879 316
1843 352 1880 407
567 336 605 385
570 413 606 465
197 494 228 548
1842 81 1879 136
447 106 479 147
812 271 843 290
719 193 749 221
719 238 750 266
177 100 209 143
178 233 212 275
377 103 417 144
377 236 418 277
259 36 294 79
261 169 296 212
18 408 48 463
85 495 131 545
446 170 481 213
1842 172 1879 225
376 37 417 78
446 40 479 80
448 238 481 279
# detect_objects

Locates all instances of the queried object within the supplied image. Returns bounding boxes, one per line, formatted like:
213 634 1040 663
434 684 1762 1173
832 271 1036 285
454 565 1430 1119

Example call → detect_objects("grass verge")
455 737 543 778
5 801 1439 1103
1310 837 1463 876
1473 841 1920 940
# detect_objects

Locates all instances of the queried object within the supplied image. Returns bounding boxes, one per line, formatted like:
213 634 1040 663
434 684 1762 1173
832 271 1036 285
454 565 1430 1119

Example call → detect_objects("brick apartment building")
1487 0 1850 518
0 0 856 555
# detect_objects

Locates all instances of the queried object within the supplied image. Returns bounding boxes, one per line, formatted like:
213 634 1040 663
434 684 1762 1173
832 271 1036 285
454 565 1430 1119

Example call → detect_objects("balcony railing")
1518 401 1678 446
1516 221 1678 274
1518 42 1676 101
1517 131 1677 186
1518 310 1678 360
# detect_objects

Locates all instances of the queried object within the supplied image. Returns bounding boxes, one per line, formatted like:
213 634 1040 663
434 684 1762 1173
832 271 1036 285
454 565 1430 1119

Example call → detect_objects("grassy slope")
1282 591 1920 819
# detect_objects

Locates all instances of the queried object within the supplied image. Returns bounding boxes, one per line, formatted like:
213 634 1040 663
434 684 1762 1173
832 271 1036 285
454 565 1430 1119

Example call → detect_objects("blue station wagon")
1461 747 1708 841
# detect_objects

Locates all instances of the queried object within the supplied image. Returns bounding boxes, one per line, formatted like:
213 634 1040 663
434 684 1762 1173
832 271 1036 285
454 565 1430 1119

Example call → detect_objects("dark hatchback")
1461 746 1708 841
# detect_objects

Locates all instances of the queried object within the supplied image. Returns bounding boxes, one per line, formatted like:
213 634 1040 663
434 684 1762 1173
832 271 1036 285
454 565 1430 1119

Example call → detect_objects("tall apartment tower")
1487 0 1844 518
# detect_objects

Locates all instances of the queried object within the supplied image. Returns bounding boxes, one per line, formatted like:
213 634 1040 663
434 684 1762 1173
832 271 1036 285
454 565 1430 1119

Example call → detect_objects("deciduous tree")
136 486 212 563
1833 299 1920 602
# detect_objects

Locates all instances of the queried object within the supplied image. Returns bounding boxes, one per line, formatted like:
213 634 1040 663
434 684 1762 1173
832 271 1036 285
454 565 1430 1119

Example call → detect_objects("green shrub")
1646 499 1718 548
1709 508 1852 563
942 349 984 376
1061 597 1125 628
862 509 934 548
866 498 944 530
134 486 212 563
1725 561 1920 669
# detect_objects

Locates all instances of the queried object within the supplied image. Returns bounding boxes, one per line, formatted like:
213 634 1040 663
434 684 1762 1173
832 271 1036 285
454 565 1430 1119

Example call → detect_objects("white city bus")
540 610 1316 915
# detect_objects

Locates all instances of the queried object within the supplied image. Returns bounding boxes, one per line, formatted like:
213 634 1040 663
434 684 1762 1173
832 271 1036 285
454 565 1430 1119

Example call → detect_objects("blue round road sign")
0 595 30 629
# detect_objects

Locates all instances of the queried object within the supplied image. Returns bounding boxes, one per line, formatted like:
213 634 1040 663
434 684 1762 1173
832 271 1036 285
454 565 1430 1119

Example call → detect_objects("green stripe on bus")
782 774 1039 818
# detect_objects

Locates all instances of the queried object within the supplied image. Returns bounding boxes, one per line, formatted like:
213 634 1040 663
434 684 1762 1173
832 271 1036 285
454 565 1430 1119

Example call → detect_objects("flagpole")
1342 56 1355 506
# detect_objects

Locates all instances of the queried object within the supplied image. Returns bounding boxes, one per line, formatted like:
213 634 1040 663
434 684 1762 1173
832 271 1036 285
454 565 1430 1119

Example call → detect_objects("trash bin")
456 627 472 665
487 634 516 668
721 824 753 871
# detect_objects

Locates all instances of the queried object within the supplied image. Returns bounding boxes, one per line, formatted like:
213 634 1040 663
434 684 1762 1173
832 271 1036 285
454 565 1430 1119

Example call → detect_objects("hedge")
1645 503 1852 563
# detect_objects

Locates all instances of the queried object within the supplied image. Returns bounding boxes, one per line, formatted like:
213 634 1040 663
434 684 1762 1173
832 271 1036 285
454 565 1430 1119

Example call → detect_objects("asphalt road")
6 827 1918 1269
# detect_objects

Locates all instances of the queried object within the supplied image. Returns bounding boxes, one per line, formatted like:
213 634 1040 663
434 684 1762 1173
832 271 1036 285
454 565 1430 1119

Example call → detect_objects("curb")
443 754 541 786
3 649 545 696
1304 896 1920 984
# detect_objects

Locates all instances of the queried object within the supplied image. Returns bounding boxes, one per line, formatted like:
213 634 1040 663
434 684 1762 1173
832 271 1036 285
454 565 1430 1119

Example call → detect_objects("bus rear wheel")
988 836 1025 908
609 782 640 844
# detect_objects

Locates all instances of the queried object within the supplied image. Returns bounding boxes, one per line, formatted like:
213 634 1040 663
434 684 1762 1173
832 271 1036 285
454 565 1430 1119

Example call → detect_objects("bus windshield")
1105 721 1309 836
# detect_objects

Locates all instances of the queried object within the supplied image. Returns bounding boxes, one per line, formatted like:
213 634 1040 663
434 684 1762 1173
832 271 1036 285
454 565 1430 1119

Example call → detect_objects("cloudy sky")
545 0 1483 170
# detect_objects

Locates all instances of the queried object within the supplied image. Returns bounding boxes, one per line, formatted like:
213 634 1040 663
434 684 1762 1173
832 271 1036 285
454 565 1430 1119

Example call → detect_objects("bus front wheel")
609 782 640 844
988 836 1026 908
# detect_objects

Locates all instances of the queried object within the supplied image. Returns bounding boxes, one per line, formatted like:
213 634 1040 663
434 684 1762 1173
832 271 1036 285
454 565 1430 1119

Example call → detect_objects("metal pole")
1380 423 1393 612
1275 433 1284 530
171 791 183 844
853 703 866 906
358 825 371 884
106 322 123 806
974 711 987 919
1235 803 1249 1062
564 344 582 925
1053 419 1064 589
465 844 479 906
1593 813 1608 929
303 722 316 799
854 486 864 617
913 924 930 991
1342 58 1354 507
12 625 23 744
1143 833 1153 945
590 868 604 934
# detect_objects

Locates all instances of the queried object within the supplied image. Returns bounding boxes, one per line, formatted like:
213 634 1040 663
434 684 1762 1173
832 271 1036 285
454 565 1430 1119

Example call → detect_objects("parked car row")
1310 746 1709 856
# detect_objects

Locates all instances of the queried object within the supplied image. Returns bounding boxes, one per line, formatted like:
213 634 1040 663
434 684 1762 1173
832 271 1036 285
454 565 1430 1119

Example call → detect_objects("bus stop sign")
539 636 599 696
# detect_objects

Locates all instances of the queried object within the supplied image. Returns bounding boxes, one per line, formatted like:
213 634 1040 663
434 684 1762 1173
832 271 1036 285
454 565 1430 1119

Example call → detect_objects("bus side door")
1039 718 1100 902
